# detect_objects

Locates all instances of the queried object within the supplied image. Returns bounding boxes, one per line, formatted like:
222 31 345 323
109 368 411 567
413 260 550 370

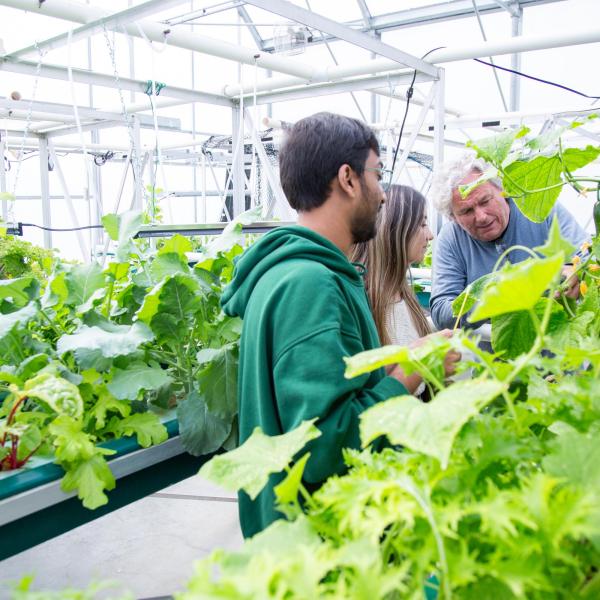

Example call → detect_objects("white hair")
430 151 503 218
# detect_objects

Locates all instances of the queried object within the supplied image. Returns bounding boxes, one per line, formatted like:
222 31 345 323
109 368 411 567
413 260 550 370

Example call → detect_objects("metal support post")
432 71 446 235
201 151 207 223
131 115 143 210
370 32 381 124
146 148 157 222
38 136 52 248
510 7 523 112
0 138 7 221
231 105 246 219
91 129 104 251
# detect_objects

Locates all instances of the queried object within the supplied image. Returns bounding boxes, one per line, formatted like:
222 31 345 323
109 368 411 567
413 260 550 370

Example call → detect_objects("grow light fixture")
135 221 290 238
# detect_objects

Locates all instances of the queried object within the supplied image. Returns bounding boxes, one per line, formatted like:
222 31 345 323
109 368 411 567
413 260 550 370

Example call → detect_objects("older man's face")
451 171 510 242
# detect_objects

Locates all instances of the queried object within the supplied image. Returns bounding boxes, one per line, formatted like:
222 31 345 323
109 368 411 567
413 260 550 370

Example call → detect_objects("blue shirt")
430 198 588 330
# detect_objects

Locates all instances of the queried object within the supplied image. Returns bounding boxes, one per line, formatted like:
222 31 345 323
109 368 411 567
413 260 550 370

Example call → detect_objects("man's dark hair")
279 112 379 211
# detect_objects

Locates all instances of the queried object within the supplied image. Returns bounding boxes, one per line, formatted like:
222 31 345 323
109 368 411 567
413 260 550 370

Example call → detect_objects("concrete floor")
0 475 243 599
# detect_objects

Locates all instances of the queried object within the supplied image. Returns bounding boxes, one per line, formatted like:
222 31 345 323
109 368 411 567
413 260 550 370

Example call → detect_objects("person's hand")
559 265 580 299
429 329 461 378
443 347 461 378
388 329 461 391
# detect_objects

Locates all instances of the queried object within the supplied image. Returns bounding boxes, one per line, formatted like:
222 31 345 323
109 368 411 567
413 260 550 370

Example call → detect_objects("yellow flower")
580 281 589 295
589 264 600 273
581 242 592 252
572 255 581 265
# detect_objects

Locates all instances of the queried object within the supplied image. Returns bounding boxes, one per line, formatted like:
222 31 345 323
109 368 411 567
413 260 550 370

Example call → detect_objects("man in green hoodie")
221 112 416 538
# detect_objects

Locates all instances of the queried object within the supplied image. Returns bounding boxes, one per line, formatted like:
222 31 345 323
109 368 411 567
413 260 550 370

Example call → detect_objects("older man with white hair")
429 152 588 330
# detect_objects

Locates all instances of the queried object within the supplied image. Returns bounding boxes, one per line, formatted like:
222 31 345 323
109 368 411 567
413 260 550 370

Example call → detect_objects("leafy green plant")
0 209 248 507
0 234 55 280
179 126 600 599
462 116 600 224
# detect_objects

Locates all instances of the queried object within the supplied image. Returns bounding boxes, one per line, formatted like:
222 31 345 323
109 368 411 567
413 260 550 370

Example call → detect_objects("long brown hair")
351 184 432 345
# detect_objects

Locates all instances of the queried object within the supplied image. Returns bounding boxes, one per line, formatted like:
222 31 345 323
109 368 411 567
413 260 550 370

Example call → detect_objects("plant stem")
412 358 445 392
103 278 115 318
398 479 451 600
453 288 470 331
37 307 63 336
16 442 43 468
492 245 538 273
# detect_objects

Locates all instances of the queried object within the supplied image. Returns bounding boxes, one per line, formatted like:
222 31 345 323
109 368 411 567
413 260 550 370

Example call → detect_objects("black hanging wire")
388 47 446 183
18 223 104 232
473 58 600 101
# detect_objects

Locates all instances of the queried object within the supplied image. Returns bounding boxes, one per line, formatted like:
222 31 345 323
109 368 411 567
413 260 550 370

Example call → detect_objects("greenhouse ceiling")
0 0 599 254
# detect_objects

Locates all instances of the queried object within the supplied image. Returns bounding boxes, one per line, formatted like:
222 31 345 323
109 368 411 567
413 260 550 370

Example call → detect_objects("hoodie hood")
221 226 361 319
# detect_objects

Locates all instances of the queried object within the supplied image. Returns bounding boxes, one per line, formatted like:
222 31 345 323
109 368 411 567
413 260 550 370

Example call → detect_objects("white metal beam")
355 0 372 29
38 136 52 248
236 4 264 49
228 24 600 99
259 0 562 50
0 0 318 80
0 57 233 106
5 0 191 60
0 138 7 221
243 0 439 77
251 71 435 106
510 7 523 111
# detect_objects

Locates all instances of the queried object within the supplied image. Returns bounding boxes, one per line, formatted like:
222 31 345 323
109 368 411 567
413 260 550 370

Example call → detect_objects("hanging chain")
102 23 146 207
9 43 45 224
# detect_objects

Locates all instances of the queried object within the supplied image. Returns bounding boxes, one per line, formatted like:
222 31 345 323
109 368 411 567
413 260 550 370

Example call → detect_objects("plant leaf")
177 389 232 456
451 272 497 318
0 277 40 308
107 362 173 401
469 253 563 322
274 452 311 505
102 210 143 262
135 273 202 340
199 419 321 499
159 234 192 257
503 156 563 222
24 372 84 420
491 298 568 359
533 215 576 258
150 252 190 282
105 413 168 448
360 379 506 468
561 145 600 171
57 322 154 370
0 303 38 347
61 453 116 509
344 334 451 383
466 127 529 165
197 345 238 420
62 263 105 307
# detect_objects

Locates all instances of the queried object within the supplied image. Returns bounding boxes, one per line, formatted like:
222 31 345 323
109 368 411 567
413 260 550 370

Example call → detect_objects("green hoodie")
221 225 406 538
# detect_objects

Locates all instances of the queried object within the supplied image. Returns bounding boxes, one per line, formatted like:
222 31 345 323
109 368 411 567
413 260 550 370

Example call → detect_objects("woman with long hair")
351 184 459 395
352 184 433 345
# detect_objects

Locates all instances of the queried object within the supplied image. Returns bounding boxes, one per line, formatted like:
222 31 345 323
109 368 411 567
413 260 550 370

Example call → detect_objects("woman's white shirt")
386 300 426 397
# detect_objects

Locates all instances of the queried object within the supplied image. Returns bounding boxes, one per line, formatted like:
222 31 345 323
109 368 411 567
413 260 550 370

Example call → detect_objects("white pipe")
4 136 130 152
224 25 600 97
0 0 316 80
0 109 66 122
